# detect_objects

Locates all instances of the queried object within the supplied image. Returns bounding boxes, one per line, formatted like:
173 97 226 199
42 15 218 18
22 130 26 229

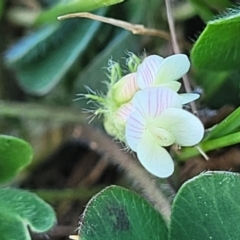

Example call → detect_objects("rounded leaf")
79 185 168 240
0 135 33 184
0 188 57 240
169 171 240 240
191 10 240 71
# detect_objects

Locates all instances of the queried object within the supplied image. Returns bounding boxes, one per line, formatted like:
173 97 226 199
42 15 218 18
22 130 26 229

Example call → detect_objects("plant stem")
164 0 197 115
79 125 172 222
176 132 240 160
33 187 104 203
0 100 86 123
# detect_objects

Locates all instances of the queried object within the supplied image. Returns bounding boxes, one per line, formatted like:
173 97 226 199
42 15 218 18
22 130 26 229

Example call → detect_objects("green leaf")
194 70 229 102
169 171 240 240
0 188 56 240
79 185 168 240
0 135 33 184
35 0 125 25
187 0 231 20
191 8 240 71
177 132 240 160
4 22 62 68
194 69 240 108
204 106 240 140
5 18 102 95
187 0 214 20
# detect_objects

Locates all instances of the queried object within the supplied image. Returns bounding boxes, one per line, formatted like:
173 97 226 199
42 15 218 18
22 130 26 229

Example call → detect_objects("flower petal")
137 130 174 178
126 87 182 151
125 104 145 151
162 81 181 92
132 87 182 120
149 126 175 147
137 55 164 89
116 102 133 122
179 93 200 104
155 54 190 85
112 73 138 104
157 108 204 146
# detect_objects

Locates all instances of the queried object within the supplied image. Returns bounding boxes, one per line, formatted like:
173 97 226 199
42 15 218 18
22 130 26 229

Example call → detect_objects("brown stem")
76 125 172 222
58 12 191 50
165 0 198 115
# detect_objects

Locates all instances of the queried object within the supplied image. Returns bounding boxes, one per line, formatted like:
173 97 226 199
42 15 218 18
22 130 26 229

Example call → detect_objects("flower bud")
103 102 132 141
111 73 139 106
126 53 141 72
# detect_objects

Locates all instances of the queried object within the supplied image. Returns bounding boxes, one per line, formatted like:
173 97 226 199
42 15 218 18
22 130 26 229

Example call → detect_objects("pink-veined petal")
157 108 204 146
137 55 164 89
116 102 133 122
137 130 174 178
155 54 190 85
179 93 200 104
125 104 145 151
132 87 182 120
112 73 139 104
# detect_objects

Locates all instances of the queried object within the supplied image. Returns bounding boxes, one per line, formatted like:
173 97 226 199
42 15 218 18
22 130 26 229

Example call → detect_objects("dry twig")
58 12 170 41
165 0 198 115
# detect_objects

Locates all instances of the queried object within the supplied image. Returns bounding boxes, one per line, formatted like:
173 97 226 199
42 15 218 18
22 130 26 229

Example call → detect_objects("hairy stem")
78 125 172 222
0 100 85 123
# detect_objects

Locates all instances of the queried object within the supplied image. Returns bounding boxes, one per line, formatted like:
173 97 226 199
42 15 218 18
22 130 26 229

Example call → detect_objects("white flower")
137 54 189 90
137 54 199 103
125 87 204 178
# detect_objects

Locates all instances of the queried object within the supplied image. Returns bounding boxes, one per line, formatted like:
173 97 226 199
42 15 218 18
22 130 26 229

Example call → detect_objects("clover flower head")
126 87 204 178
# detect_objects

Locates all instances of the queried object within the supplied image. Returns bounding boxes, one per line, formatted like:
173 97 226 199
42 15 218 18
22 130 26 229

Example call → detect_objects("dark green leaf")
79 185 168 240
169 171 240 240
191 8 240 71
4 22 61 67
194 70 229 102
5 18 102 95
204 106 240 140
